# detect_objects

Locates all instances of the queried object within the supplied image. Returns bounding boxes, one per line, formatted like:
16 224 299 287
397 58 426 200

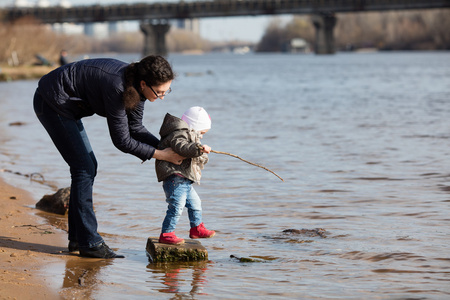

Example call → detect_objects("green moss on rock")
146 237 208 263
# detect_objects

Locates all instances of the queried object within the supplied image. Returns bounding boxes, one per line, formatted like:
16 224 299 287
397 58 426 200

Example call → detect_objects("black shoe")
79 242 125 259
68 241 79 252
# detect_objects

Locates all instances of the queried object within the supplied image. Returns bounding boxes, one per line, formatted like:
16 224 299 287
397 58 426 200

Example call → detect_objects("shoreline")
0 175 67 299
0 65 55 82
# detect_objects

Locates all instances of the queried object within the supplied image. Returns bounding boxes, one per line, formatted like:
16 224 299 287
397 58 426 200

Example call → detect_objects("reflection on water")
60 259 113 299
147 261 210 296
1 52 450 299
36 210 68 233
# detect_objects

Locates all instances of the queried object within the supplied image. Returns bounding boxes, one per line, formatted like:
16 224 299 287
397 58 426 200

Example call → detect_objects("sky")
0 0 293 42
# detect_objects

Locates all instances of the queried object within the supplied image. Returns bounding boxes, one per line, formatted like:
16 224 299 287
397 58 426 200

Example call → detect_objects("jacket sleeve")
170 130 203 158
127 101 160 148
105 90 156 161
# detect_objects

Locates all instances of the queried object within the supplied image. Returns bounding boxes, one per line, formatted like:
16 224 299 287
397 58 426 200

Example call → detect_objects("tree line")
1 8 449 65
0 16 215 65
256 9 450 52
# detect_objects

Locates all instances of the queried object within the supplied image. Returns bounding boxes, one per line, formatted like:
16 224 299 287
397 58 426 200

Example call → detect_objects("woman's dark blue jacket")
37 58 159 161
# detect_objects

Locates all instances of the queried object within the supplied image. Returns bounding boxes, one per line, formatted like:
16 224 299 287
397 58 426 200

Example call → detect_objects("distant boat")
233 46 251 55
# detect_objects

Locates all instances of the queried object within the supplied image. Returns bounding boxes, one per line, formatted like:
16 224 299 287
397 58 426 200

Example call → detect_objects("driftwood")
143 146 284 181
210 149 284 182
0 169 58 189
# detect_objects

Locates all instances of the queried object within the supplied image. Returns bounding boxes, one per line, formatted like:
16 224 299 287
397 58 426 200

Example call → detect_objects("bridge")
2 0 450 55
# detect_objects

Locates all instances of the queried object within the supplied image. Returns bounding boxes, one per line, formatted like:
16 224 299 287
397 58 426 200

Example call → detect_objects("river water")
1 52 449 299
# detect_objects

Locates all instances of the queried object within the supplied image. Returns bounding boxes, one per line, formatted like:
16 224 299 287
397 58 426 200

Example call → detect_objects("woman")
33 55 183 258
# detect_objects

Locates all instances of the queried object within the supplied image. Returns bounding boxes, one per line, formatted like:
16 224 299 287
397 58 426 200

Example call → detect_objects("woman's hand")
153 148 185 165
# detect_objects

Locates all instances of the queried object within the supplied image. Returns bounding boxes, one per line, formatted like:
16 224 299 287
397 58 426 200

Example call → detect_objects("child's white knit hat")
181 106 211 131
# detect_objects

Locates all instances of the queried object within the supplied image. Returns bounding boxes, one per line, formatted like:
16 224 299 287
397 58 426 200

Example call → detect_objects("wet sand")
0 176 66 299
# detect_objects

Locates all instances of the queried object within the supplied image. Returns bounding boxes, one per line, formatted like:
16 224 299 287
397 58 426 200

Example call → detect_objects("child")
155 106 216 245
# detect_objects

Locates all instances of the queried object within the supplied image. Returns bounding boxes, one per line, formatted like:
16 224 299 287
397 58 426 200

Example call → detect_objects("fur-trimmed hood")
155 113 208 183
159 113 190 140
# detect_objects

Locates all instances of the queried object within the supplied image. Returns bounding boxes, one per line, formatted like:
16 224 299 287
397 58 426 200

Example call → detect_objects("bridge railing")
2 0 450 23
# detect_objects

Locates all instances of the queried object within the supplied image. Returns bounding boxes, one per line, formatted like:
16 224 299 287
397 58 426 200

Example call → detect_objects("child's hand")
201 145 211 153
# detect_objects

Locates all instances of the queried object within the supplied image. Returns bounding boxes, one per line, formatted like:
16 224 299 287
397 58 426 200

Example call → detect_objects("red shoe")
159 232 185 245
189 223 216 239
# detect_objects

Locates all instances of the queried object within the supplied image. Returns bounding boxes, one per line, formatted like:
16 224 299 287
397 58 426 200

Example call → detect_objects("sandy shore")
0 176 67 299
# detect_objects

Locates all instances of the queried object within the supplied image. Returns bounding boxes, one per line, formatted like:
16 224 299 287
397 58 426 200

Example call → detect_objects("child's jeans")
161 175 202 233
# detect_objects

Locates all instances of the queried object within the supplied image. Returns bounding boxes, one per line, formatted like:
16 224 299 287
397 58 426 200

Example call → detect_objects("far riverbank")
0 65 55 82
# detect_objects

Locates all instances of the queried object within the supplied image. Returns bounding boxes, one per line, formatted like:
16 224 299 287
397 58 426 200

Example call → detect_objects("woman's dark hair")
123 55 175 110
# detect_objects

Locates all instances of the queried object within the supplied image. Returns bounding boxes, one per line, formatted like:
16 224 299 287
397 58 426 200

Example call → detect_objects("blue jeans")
161 175 202 233
33 91 103 249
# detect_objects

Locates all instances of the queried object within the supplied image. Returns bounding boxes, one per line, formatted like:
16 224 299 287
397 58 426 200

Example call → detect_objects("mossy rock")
146 237 208 263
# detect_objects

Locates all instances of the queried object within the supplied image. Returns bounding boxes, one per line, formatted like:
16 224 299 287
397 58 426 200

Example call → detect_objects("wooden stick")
210 149 284 182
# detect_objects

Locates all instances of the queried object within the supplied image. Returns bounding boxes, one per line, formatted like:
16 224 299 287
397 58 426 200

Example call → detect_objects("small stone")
230 255 264 263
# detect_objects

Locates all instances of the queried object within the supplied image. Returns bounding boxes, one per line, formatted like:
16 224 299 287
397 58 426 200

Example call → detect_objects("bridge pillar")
312 13 337 55
140 21 171 57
